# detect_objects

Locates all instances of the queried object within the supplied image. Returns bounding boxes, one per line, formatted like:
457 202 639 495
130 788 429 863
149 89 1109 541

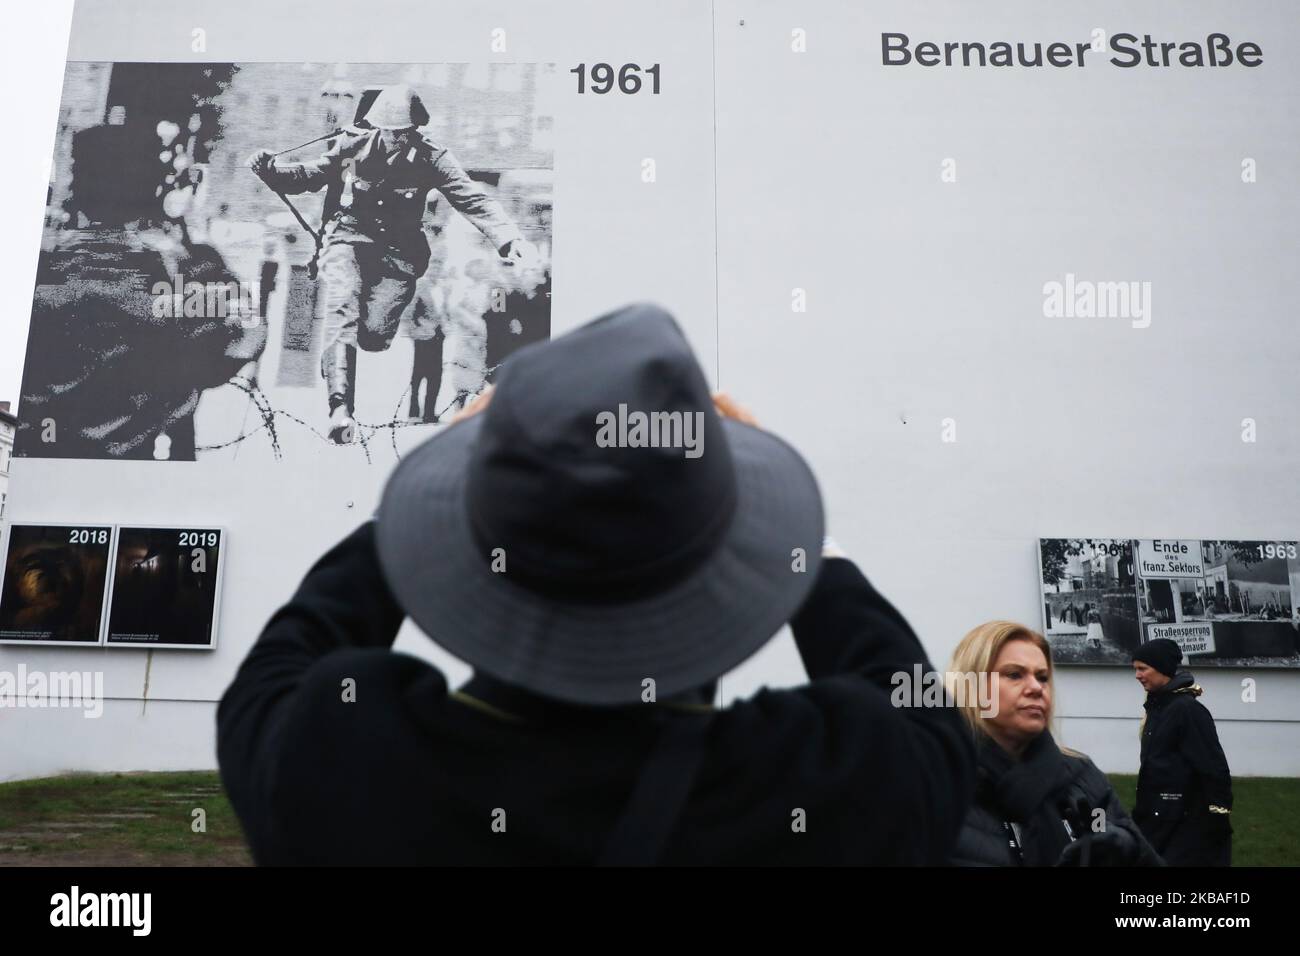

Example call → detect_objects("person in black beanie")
1132 638 1233 866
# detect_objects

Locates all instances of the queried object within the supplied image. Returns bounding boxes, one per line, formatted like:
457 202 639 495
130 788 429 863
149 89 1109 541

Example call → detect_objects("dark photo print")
105 527 224 648
17 62 554 464
0 524 113 644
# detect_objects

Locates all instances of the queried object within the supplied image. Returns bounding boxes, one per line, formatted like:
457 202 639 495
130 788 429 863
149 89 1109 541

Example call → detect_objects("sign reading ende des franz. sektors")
1138 540 1206 579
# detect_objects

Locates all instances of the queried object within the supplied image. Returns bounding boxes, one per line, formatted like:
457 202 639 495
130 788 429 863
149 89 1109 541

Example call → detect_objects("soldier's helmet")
364 84 431 130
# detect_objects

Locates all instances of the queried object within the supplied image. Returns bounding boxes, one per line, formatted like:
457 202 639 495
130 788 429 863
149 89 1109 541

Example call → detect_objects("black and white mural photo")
1041 538 1300 668
1039 538 1140 665
16 62 554 463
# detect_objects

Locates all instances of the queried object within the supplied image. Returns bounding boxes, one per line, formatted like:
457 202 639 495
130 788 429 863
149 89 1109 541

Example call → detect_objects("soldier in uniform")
248 85 536 443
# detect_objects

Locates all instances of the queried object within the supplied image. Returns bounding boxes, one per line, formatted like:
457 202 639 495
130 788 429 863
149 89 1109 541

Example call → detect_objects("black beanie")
1132 638 1182 677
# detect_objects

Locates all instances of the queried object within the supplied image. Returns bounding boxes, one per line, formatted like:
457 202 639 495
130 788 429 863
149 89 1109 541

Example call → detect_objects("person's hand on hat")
712 392 759 428
446 385 758 430
450 386 494 424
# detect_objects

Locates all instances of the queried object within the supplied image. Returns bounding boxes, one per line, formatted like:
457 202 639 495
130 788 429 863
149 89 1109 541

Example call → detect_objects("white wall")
3 0 1298 781
707 0 1300 773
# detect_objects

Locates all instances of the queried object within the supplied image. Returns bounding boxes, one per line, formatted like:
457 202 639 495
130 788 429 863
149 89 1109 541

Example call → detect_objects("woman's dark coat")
952 730 1162 866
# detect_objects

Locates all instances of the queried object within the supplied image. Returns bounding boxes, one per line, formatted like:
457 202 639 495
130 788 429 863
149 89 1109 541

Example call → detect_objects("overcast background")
0 0 75 407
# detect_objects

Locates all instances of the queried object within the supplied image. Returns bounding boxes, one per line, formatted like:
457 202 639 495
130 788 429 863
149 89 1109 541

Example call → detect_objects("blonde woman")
946 621 1161 867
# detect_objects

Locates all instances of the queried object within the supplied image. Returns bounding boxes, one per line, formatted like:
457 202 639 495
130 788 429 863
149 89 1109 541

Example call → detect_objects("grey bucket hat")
375 303 824 705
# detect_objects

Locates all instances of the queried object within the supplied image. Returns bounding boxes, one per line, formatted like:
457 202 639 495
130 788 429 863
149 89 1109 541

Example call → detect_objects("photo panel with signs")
0 524 115 644
105 527 224 649
1137 539 1300 668
1040 538 1300 667
1038 538 1140 664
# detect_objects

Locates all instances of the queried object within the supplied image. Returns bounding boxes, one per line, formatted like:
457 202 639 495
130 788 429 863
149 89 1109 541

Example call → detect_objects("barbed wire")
194 362 499 462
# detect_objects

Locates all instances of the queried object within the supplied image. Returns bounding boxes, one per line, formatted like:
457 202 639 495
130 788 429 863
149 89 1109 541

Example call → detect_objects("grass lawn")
0 771 251 866
1108 774 1299 866
0 771 1295 865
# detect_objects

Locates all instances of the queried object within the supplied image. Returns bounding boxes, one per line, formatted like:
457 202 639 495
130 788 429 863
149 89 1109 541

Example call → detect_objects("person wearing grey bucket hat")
217 303 975 865
375 303 825 703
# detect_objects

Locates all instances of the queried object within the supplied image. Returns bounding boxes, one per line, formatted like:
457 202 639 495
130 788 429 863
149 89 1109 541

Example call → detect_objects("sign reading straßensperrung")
1148 622 1216 656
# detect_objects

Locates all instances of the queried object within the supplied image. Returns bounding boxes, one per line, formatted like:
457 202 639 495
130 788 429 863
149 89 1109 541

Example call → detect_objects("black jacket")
1134 670 1233 866
216 522 975 865
952 731 1162 867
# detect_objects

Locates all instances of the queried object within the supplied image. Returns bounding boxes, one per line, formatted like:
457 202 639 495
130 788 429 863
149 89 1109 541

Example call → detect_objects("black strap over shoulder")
598 712 711 867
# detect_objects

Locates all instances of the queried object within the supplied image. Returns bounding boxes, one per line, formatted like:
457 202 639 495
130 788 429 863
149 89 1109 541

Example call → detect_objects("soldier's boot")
322 342 357 445
329 405 355 445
